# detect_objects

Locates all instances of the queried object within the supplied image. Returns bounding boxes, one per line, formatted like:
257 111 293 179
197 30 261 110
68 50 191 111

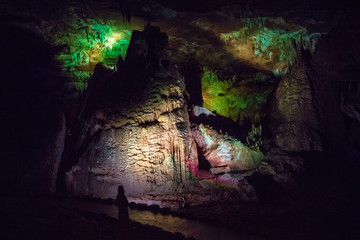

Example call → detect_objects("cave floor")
128 192 354 240
1 193 354 240
0 195 193 240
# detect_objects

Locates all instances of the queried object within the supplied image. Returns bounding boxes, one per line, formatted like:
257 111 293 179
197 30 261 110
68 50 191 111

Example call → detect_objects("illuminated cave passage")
2 0 360 240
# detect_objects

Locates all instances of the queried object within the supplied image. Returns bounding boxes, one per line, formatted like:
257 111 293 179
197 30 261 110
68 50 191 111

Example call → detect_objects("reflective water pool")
56 198 263 240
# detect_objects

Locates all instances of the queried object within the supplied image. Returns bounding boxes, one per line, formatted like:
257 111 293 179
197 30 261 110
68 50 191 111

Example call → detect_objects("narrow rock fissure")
196 144 211 172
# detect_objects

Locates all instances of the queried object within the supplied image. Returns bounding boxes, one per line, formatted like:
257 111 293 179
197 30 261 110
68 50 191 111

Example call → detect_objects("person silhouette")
116 185 129 223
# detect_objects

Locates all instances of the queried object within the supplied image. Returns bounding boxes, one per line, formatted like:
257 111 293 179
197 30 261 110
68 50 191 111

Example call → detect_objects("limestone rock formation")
191 106 215 117
64 27 198 198
201 68 276 125
193 124 263 174
270 53 322 152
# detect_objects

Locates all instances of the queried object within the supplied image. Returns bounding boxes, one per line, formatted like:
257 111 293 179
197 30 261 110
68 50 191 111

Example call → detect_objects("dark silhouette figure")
116 185 129 223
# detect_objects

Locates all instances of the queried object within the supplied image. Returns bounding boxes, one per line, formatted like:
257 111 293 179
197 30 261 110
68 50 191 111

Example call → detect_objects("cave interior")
1 0 360 239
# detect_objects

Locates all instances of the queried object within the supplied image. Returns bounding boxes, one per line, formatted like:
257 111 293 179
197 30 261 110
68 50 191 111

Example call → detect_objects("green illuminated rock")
55 22 131 90
201 68 275 123
220 17 322 75
25 6 132 92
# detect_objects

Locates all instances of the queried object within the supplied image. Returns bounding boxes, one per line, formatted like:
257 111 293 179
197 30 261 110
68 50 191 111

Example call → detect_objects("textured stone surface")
66 70 198 198
65 27 198 198
193 124 263 174
201 69 276 124
270 55 322 152
129 177 258 210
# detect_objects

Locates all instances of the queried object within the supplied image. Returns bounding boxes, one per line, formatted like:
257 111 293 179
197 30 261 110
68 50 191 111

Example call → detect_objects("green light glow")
202 68 268 123
55 22 131 91
220 17 321 75
252 28 306 67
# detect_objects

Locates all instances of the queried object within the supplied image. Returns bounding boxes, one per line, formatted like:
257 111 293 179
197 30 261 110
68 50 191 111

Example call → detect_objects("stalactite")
178 141 182 183
303 32 322 56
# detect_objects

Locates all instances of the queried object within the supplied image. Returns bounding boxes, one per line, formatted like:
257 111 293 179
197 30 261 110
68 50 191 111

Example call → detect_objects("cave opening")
196 146 211 171
182 58 204 107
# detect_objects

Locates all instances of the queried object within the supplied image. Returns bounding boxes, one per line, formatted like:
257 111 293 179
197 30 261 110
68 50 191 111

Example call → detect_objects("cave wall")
65 85 198 197
270 50 322 152
0 24 67 195
311 23 360 156
64 27 198 198
3 0 359 202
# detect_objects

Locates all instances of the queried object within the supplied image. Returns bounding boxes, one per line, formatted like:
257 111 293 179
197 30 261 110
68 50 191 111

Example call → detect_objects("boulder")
191 106 215 117
193 124 263 174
